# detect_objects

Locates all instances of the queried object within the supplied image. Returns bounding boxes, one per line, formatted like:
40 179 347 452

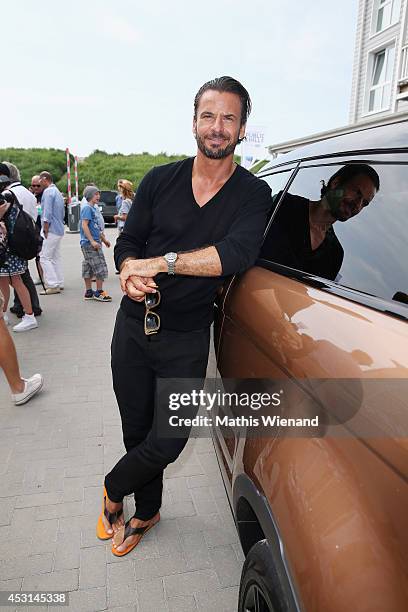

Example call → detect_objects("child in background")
80 187 112 302
114 180 134 233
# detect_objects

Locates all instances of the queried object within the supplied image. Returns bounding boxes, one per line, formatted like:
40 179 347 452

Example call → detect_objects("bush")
0 148 187 196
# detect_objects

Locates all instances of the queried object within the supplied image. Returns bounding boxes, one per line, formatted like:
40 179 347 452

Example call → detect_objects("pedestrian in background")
80 186 112 302
29 175 43 230
0 288 43 404
115 180 123 215
114 180 134 233
0 172 39 332
39 171 65 295
1 162 42 319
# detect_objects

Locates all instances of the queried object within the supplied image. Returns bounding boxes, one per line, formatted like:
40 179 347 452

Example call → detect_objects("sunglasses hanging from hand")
144 290 161 335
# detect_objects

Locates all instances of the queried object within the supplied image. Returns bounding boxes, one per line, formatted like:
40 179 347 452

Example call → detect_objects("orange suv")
212 121 408 612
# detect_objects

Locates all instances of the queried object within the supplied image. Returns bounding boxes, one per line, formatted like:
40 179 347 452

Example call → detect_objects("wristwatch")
164 252 178 275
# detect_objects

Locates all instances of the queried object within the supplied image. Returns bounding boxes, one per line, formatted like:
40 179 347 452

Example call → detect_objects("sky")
3 0 358 158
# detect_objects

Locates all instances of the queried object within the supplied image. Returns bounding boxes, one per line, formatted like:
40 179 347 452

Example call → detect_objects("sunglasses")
144 290 161 335
31 184 41 188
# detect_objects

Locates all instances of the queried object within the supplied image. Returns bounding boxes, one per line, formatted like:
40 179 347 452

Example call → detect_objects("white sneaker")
12 373 44 405
3 313 9 325
12 314 38 333
39 287 60 295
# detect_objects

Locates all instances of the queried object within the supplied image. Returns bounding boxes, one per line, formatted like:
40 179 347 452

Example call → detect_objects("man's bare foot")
101 497 124 536
112 513 160 553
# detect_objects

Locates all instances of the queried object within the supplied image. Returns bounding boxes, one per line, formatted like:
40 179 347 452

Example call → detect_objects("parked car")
212 121 408 612
99 190 118 224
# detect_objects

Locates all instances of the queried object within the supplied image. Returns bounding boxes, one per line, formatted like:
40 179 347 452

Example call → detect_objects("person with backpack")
38 171 65 295
0 173 39 332
0 163 43 319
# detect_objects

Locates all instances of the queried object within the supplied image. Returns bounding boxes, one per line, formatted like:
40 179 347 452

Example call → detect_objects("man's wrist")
119 257 136 272
158 256 169 274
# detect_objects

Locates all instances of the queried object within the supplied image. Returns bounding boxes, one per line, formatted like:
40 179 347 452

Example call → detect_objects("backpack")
3 192 43 260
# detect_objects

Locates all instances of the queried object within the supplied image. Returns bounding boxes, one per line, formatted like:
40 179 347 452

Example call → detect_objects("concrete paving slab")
0 228 243 611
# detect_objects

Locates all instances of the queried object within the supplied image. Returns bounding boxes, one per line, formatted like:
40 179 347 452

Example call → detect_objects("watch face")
166 252 177 263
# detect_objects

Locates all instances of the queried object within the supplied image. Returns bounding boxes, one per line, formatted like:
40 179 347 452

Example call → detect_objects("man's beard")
195 131 239 160
325 188 350 222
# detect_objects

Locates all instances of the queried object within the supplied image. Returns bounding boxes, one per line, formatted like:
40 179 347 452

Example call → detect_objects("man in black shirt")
261 164 380 281
99 76 272 556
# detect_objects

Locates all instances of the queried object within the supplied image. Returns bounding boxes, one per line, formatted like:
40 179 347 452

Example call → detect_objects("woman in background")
114 180 134 234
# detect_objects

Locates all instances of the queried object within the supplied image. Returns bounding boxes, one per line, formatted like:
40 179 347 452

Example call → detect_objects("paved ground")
0 228 244 612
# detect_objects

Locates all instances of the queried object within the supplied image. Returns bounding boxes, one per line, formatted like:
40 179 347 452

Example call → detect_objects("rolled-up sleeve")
41 190 52 223
215 180 272 275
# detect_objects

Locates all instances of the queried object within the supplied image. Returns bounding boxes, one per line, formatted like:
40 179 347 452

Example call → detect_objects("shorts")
0 288 4 318
81 244 108 280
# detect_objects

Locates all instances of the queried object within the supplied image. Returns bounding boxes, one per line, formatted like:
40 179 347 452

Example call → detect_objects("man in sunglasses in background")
29 175 44 230
100 77 272 556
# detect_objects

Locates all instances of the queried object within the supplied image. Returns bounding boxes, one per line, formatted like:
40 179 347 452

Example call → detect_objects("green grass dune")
0 148 188 196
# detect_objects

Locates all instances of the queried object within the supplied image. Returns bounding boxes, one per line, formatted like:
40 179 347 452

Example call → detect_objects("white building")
349 0 408 123
266 0 408 157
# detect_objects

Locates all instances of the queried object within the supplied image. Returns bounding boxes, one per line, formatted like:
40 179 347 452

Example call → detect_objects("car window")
260 169 295 224
100 192 117 205
262 169 294 204
260 162 408 306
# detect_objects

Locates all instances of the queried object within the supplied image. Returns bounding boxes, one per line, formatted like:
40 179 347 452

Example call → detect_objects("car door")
213 165 298 487
217 154 408 610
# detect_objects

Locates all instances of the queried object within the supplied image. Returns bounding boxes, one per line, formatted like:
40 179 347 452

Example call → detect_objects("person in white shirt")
2 162 42 319
4 164 38 222
38 171 65 294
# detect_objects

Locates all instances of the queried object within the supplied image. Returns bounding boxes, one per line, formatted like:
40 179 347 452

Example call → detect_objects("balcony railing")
399 45 408 84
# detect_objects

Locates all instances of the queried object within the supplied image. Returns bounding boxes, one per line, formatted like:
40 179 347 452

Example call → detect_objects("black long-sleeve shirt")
261 193 344 281
114 157 271 331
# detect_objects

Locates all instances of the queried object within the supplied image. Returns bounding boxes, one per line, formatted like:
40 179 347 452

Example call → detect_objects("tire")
238 540 286 612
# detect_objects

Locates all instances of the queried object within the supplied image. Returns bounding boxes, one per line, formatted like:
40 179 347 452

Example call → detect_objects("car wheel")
238 540 284 612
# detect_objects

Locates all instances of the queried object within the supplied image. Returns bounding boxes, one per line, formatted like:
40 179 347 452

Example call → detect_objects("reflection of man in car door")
262 164 380 281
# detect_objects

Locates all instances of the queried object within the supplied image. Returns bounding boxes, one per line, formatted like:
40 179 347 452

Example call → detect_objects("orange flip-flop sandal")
111 512 160 557
96 487 124 540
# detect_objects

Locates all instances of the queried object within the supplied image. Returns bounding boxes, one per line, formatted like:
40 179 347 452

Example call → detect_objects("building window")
374 0 401 33
368 46 395 112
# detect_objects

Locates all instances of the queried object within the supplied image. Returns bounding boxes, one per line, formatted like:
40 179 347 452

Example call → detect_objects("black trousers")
105 308 210 520
13 268 41 313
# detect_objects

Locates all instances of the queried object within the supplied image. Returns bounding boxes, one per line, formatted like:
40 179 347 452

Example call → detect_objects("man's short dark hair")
0 163 10 177
40 171 53 182
322 164 380 197
194 76 252 128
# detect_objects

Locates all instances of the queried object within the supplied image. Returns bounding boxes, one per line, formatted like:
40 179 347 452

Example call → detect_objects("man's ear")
239 123 246 141
192 117 197 136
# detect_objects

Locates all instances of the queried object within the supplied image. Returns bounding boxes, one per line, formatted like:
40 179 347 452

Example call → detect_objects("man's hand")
103 239 111 248
91 240 100 251
43 220 50 239
119 258 165 293
124 276 158 302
